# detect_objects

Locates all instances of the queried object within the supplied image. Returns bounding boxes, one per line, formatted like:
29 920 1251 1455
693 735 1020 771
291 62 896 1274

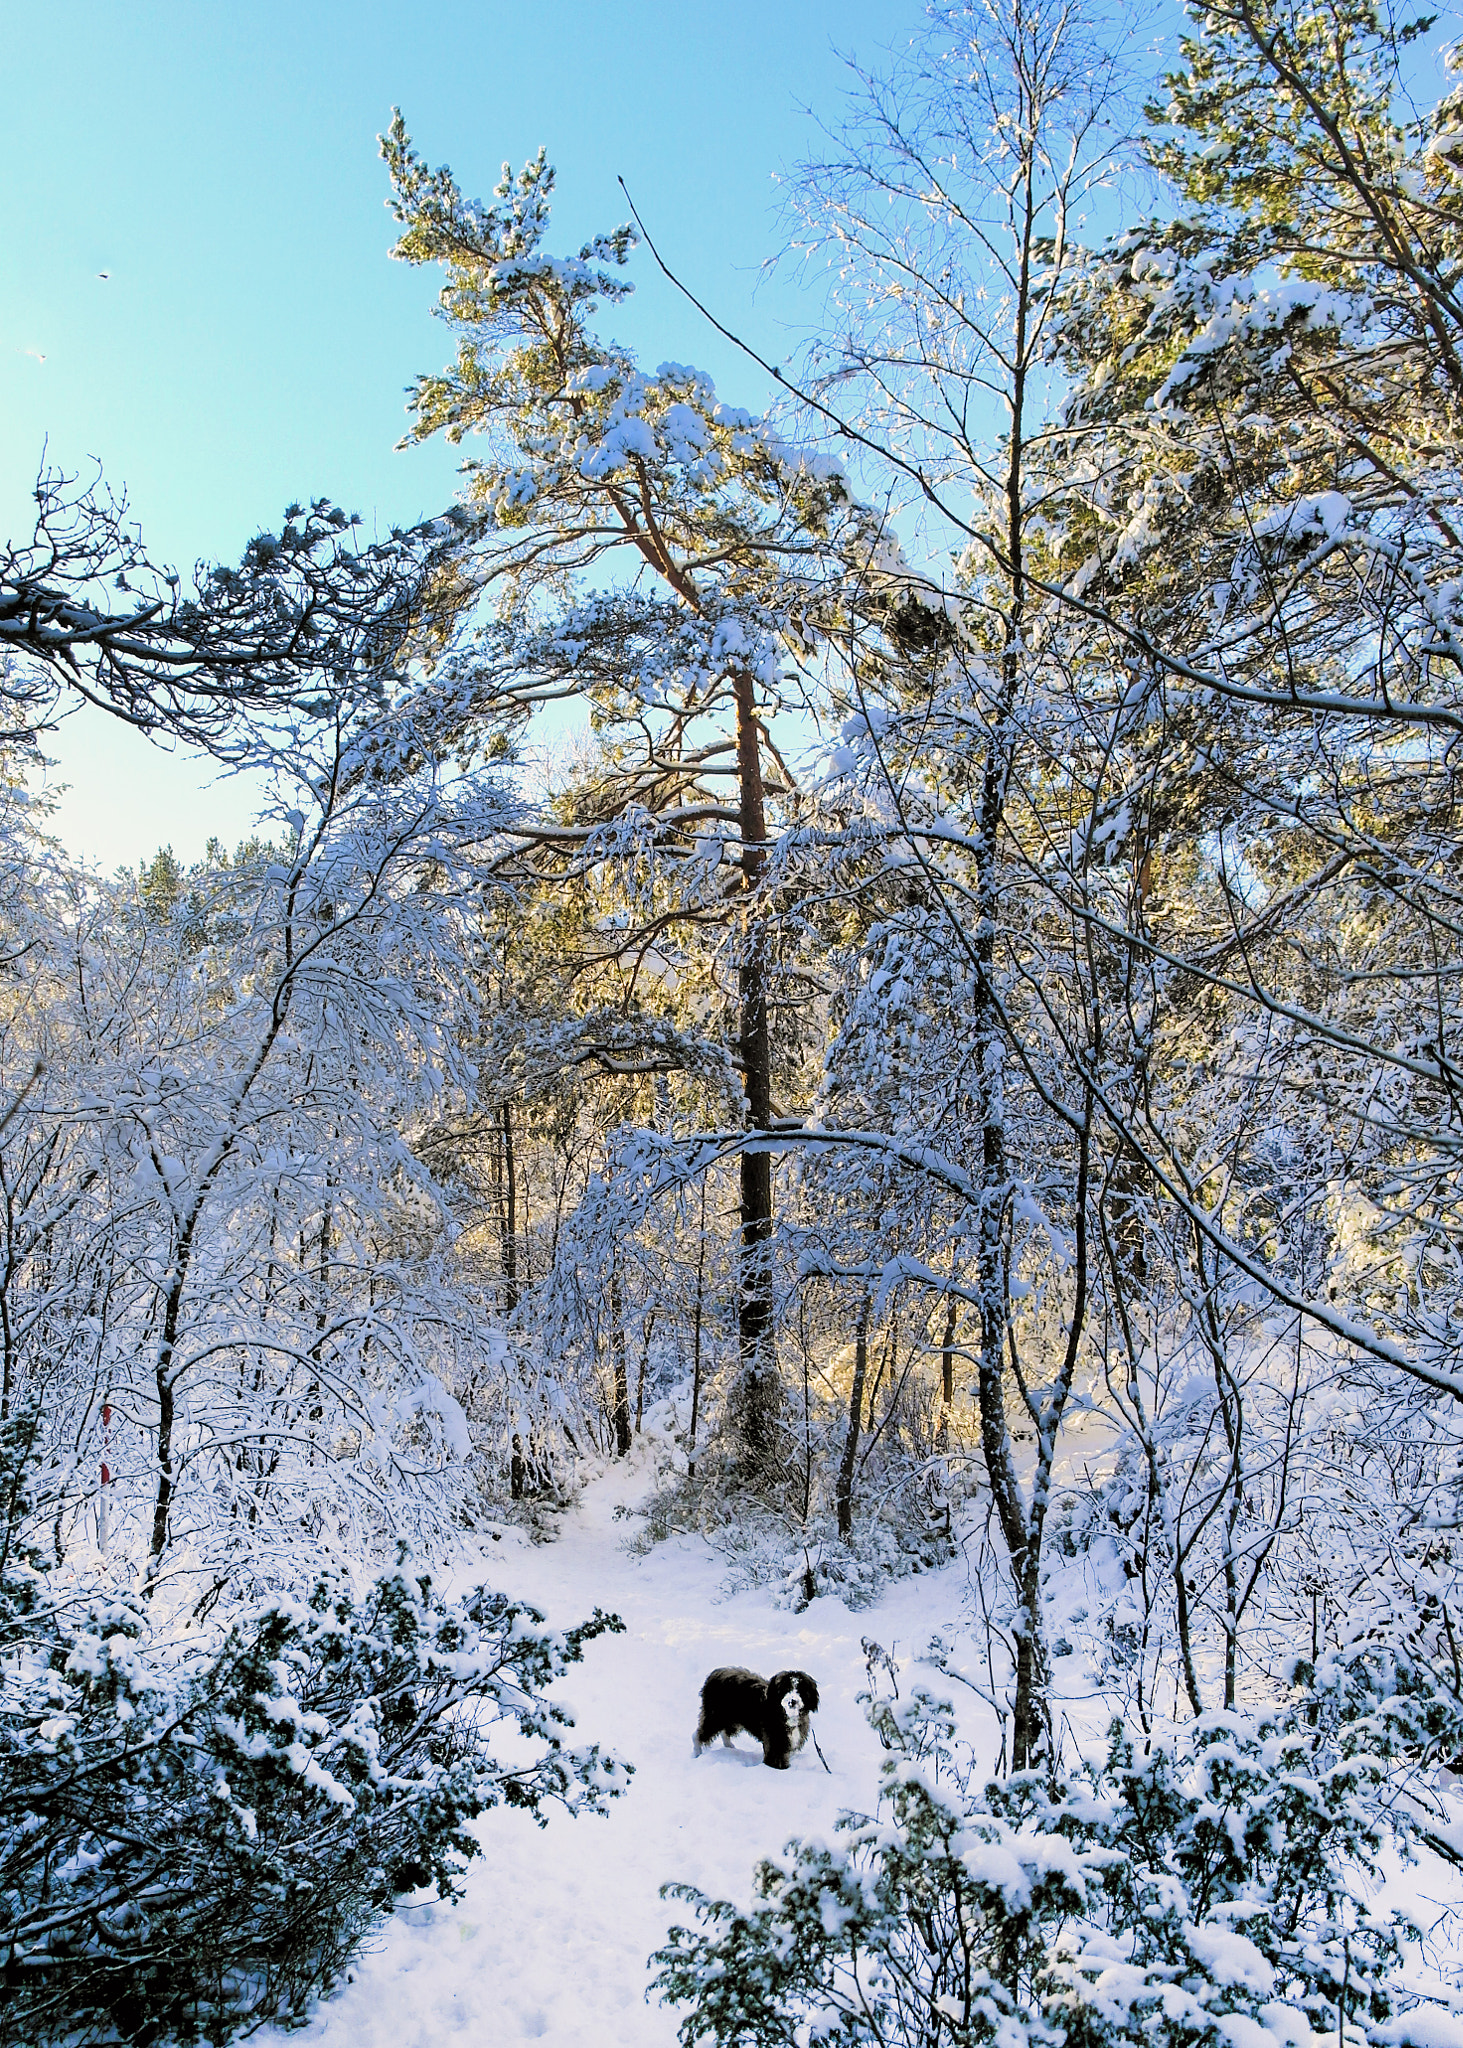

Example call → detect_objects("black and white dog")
693 1665 820 1770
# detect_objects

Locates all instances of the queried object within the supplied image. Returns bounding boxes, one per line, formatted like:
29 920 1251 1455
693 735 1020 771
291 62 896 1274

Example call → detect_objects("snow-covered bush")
651 1680 1448 2048
629 1464 954 1611
0 1550 626 2045
0 1406 43 1632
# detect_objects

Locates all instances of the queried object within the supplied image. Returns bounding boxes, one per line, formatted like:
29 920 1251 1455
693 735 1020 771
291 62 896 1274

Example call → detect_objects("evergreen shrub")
0 1409 625 2048
652 1672 1455 2048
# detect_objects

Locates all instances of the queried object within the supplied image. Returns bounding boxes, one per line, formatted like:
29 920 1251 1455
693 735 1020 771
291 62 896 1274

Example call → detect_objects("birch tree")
783 0 1124 1767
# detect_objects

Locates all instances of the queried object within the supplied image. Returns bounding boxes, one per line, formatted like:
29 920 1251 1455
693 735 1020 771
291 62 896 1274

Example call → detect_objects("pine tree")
379 118 864 1473
1046 0 1463 1396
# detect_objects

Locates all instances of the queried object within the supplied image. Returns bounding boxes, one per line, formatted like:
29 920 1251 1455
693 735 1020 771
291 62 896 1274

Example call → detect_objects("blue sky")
1 0 907 868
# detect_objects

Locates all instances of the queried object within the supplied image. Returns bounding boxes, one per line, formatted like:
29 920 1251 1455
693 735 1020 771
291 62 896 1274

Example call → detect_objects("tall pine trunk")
733 667 779 1469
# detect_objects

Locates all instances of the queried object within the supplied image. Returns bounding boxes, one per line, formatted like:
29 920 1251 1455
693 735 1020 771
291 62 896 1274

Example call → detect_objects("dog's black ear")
801 1674 820 1712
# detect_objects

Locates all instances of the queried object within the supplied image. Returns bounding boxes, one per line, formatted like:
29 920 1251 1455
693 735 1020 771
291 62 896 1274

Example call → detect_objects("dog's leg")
721 1732 734 1748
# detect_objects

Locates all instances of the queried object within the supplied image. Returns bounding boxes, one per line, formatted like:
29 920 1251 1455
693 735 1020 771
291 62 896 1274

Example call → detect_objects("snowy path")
258 1450 990 2048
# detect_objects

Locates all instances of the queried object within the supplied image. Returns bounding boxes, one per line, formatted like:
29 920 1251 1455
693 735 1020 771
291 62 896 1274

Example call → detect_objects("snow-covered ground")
256 1448 999 2048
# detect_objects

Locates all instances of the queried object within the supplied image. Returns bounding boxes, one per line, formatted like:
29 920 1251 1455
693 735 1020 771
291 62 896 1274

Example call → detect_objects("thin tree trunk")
969 112 1056 1774
1015 1094 1092 1771
151 1271 186 1563
500 1102 519 1315
800 1289 814 1526
971 719 1032 1756
936 1293 958 1450
1101 1195 1205 1715
1193 1224 1244 1710
145 831 313 1564
836 1289 872 1542
865 1321 893 1432
609 1256 632 1457
688 1175 707 1477
635 1307 656 1434
306 1170 334 1425
0 1273 13 1426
